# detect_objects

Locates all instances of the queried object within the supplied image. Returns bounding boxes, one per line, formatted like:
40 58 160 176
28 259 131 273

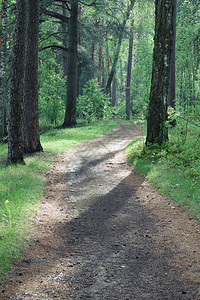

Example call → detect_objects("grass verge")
126 121 200 222
0 119 119 281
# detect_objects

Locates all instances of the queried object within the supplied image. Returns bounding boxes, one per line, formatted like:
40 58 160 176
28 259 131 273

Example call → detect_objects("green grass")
0 119 119 280
126 121 200 222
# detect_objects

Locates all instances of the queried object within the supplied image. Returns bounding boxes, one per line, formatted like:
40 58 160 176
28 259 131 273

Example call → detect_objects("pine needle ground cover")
0 120 118 280
126 121 200 222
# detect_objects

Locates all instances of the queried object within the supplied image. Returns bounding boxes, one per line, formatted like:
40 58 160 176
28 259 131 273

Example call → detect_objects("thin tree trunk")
126 20 134 120
24 0 43 153
7 0 27 164
112 73 117 107
104 0 135 94
98 19 103 87
106 33 110 77
146 0 174 145
63 1 78 127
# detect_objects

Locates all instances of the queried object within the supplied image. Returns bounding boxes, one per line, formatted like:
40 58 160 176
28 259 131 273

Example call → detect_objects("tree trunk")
168 0 177 126
112 73 117 107
126 21 134 120
63 1 78 127
62 2 68 78
0 0 7 142
104 0 135 95
24 0 43 153
7 0 27 164
98 19 103 87
146 0 174 145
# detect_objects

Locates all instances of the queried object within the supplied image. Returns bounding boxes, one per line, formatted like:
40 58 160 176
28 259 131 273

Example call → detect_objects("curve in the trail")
3 123 200 300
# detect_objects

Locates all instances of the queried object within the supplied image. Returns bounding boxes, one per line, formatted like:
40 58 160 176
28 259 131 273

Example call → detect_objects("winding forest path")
3 123 200 300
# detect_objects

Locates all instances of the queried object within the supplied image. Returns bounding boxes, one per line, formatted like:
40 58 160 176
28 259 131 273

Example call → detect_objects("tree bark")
146 0 174 145
98 19 103 87
168 0 177 126
0 0 7 141
104 0 135 95
63 1 78 127
126 20 134 120
24 0 43 153
111 72 117 107
7 0 27 164
62 2 68 78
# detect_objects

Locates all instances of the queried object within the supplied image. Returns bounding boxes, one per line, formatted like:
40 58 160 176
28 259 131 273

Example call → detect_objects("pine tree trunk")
0 0 7 142
24 0 43 153
63 1 78 127
62 2 68 78
126 21 134 120
168 0 177 126
7 0 27 164
146 0 174 145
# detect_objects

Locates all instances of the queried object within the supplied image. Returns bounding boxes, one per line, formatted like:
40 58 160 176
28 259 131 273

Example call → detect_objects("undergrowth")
0 119 119 280
126 117 200 221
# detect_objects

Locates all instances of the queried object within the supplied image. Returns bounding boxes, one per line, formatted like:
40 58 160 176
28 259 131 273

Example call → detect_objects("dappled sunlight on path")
3 123 200 299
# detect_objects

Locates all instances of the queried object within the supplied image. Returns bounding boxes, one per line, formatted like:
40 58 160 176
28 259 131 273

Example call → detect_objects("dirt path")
2 123 200 300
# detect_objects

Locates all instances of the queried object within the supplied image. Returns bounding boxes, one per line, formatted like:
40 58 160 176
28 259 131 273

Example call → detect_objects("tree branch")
39 44 68 52
40 6 69 22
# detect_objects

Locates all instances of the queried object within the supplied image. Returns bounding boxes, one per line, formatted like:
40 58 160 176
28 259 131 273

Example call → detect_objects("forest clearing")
0 0 200 298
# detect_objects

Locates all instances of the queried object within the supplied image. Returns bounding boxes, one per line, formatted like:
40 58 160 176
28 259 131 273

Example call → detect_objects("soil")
1 123 200 300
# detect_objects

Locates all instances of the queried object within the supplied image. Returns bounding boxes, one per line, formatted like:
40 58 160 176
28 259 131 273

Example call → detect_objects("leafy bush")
39 70 66 126
77 79 112 123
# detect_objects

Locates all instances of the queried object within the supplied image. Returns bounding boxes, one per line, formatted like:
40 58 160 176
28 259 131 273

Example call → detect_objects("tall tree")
126 20 134 120
0 0 7 142
63 0 78 127
24 0 43 153
7 0 27 164
104 0 135 95
146 0 174 145
168 0 177 126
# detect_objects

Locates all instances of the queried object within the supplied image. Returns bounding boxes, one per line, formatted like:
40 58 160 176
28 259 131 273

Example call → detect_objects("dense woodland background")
0 0 199 147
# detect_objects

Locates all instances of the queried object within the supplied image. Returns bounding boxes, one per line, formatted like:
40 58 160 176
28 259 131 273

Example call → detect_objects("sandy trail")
2 123 200 300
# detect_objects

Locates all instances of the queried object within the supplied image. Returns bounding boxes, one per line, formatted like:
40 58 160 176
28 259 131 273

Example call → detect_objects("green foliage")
39 70 66 126
126 115 200 221
0 120 118 279
77 79 112 123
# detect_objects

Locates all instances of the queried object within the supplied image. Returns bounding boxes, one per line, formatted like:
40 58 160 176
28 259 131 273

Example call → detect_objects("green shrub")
77 79 112 123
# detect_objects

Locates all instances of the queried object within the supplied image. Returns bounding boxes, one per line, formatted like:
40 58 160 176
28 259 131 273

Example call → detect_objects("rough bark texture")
63 1 78 127
24 0 43 153
146 0 174 145
104 0 135 95
168 0 177 126
7 0 27 164
0 0 7 141
62 2 68 78
126 21 134 120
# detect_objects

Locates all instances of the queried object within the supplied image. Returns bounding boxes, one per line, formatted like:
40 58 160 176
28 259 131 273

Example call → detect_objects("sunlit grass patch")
126 122 200 222
0 119 119 280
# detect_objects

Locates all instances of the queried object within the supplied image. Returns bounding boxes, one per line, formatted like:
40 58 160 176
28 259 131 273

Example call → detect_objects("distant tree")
7 0 27 164
24 0 43 153
104 0 135 95
126 20 134 120
146 0 174 145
